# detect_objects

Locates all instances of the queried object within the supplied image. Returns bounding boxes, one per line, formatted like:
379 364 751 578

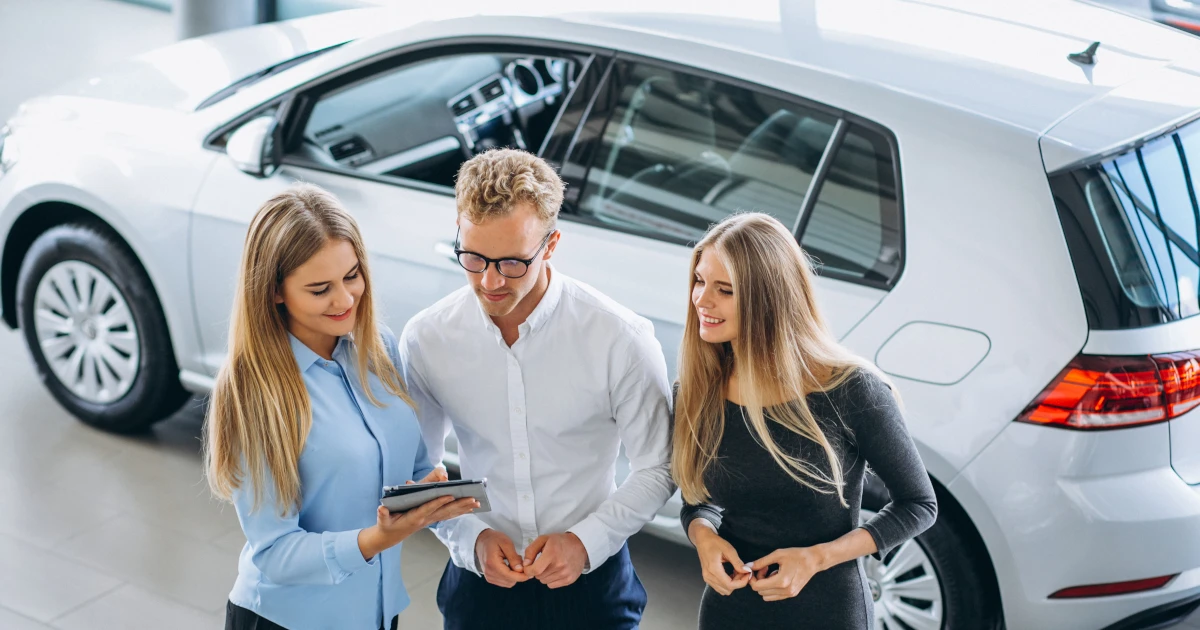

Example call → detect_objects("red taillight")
1049 574 1177 599
1018 352 1200 430
1165 18 1200 35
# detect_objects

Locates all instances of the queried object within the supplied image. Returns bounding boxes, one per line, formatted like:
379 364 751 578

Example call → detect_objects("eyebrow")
694 273 732 287
303 263 360 288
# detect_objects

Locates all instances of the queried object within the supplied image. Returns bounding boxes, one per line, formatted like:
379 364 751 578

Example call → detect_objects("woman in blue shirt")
205 184 478 630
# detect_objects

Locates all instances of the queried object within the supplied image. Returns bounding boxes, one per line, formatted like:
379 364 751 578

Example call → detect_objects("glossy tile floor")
1 2 1199 630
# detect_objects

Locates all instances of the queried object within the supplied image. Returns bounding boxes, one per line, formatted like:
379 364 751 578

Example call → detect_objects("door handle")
434 241 458 263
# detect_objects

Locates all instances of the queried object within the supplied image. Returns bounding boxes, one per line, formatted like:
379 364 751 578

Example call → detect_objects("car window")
292 52 583 188
1052 122 1200 328
574 62 837 243
570 61 903 286
801 124 902 284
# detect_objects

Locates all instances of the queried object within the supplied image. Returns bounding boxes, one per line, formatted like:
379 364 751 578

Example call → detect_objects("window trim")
202 36 614 197
558 52 906 291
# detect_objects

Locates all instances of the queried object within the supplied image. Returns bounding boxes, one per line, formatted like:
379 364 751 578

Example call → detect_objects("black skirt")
225 601 398 630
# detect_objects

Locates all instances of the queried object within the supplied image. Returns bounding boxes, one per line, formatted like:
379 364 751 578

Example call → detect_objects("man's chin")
476 293 516 317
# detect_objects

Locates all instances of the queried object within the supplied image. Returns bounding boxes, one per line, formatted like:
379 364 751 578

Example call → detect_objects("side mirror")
226 115 280 178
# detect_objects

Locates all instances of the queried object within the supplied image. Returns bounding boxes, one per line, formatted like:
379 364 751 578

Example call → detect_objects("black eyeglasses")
453 229 555 279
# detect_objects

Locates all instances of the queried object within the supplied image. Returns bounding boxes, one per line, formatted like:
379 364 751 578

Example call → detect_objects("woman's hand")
358 495 478 560
417 467 449 484
748 546 828 601
688 519 753 596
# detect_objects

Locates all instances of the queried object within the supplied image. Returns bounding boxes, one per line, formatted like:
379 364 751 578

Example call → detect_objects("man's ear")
543 230 561 260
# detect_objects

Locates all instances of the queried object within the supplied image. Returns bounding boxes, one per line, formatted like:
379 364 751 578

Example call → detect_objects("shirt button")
523 494 531 500
514 406 523 414
518 452 526 459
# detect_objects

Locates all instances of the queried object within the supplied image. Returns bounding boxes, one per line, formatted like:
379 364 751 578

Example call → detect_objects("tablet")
380 478 491 514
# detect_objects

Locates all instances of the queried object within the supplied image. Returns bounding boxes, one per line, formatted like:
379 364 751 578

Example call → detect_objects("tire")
16 223 188 433
862 475 1004 630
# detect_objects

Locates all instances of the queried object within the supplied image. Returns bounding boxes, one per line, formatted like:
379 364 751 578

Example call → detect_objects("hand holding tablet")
381 478 492 514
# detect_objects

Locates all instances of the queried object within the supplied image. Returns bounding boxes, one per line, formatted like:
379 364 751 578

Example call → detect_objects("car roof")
344 0 1200 155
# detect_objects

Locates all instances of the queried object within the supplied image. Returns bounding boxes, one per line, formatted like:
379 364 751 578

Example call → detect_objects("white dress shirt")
398 266 674 575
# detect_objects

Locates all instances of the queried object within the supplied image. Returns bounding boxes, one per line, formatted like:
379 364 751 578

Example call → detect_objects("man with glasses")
399 148 673 629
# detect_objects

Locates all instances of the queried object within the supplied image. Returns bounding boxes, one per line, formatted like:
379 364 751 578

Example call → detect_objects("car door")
550 57 904 380
190 43 602 375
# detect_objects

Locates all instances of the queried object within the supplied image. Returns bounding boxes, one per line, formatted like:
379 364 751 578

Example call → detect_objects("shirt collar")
289 332 351 371
523 264 564 334
472 264 565 339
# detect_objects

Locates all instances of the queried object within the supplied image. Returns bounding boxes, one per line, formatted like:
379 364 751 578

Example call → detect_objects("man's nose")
481 264 506 290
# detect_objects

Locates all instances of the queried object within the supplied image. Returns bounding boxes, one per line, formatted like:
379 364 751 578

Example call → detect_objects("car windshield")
195 41 348 110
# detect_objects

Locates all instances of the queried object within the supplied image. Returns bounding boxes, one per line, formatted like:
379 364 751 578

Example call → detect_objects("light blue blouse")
228 329 435 630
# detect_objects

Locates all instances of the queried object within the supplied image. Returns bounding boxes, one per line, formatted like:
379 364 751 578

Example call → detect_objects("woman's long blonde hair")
673 213 873 508
205 184 413 515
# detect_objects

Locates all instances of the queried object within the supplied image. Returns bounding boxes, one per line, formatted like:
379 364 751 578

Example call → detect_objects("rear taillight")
1018 352 1200 430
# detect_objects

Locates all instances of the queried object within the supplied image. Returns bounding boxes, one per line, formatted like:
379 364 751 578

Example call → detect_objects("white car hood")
45 9 387 113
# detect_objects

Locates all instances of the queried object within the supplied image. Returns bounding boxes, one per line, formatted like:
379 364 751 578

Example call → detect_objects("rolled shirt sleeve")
567 324 675 572
232 473 377 586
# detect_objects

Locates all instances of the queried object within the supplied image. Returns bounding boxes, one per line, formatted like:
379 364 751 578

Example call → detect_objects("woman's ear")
273 288 285 305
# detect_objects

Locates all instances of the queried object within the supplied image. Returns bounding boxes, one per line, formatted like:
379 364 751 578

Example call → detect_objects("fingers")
751 549 783 570
758 585 800 601
750 569 792 595
722 545 751 576
522 535 549 572
429 498 479 523
701 560 738 596
420 467 449 483
377 505 404 525
543 573 580 589
496 535 525 573
413 495 456 516
483 535 531 588
730 572 752 590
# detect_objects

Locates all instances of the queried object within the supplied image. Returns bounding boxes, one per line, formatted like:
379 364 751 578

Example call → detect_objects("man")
399 148 674 629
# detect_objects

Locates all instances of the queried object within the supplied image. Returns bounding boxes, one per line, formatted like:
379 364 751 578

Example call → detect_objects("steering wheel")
298 136 339 167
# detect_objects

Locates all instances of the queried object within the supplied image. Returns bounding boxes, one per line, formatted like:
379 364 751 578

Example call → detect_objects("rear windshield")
1050 121 1200 330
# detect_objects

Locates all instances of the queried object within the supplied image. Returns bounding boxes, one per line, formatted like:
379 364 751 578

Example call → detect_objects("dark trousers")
225 601 397 630
436 543 646 630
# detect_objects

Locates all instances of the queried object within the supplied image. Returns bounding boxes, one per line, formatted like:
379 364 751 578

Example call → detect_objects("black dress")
680 370 938 630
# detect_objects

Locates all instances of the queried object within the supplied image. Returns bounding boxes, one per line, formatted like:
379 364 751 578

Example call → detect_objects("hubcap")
861 510 944 630
32 261 139 404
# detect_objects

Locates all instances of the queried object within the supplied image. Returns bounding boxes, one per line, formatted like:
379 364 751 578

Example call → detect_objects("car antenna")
1068 41 1100 65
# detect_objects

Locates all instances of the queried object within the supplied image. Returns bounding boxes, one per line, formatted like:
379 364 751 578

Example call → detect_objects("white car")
3 1 1200 628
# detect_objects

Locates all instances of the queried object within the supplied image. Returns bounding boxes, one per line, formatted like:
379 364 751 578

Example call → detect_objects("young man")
399 148 674 629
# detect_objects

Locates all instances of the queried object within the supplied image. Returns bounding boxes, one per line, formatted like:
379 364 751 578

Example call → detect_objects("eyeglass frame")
452 227 556 279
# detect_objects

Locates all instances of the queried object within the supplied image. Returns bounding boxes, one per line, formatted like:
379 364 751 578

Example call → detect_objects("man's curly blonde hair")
455 148 565 228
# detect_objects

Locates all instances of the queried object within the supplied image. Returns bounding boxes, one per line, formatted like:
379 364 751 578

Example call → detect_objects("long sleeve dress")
680 369 938 629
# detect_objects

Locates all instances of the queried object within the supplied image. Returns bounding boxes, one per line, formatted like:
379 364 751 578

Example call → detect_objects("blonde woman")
674 213 937 629
205 184 477 630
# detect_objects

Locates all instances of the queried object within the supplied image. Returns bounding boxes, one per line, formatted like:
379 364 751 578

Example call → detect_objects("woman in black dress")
673 213 937 629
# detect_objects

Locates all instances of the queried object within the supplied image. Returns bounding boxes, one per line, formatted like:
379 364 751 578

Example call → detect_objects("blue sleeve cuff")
325 529 376 580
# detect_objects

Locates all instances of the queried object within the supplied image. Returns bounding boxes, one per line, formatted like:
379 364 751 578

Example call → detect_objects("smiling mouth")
326 309 352 320
701 315 725 325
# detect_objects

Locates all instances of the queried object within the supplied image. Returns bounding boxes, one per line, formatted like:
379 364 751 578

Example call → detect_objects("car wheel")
16 223 188 432
863 478 1004 630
